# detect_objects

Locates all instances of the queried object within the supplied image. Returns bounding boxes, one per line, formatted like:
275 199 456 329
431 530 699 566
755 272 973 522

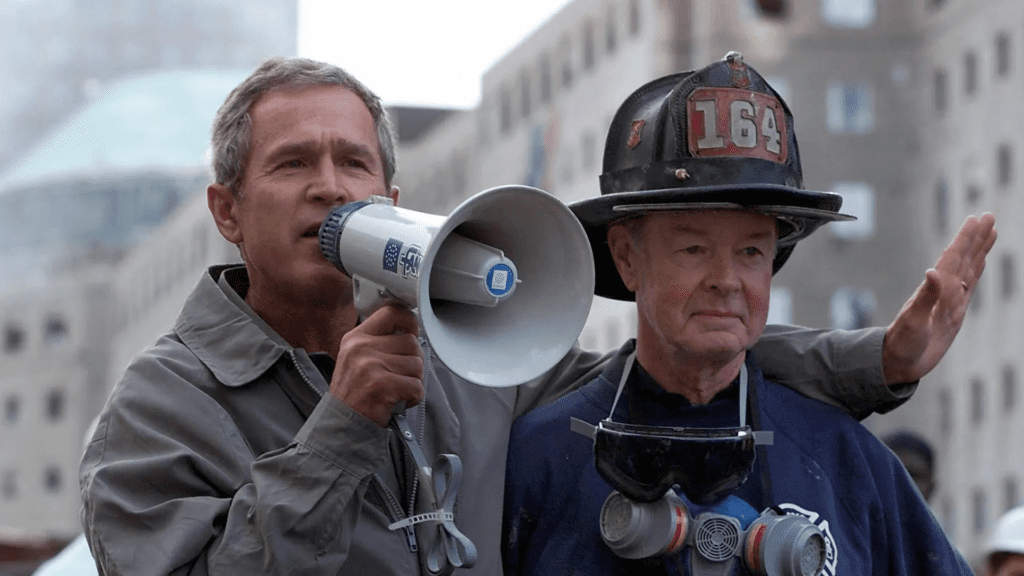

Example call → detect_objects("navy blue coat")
502 341 970 576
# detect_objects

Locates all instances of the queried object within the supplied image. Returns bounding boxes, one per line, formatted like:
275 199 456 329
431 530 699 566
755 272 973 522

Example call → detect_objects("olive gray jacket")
79 265 912 575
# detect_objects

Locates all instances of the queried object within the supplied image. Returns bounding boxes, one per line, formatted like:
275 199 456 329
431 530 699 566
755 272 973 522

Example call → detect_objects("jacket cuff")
295 394 389 478
838 327 917 416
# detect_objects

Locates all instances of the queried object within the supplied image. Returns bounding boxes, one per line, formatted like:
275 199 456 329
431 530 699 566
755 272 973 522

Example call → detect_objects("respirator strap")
568 350 637 440
388 412 477 575
607 351 637 420
740 364 773 446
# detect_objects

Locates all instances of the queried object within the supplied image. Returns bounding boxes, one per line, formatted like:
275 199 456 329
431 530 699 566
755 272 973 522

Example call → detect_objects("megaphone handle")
353 276 405 321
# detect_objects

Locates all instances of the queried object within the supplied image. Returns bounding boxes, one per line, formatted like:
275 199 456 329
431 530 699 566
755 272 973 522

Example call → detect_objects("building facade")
0 269 114 535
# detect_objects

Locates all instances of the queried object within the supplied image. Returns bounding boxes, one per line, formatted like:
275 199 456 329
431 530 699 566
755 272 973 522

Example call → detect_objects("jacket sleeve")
753 325 917 420
79 355 388 576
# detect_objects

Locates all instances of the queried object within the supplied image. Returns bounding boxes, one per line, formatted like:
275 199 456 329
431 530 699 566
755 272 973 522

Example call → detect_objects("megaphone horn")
318 185 595 388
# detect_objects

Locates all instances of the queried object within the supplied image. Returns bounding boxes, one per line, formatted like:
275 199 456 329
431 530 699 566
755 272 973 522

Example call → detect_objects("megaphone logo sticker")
486 264 515 297
383 239 403 273
382 239 423 279
400 245 423 279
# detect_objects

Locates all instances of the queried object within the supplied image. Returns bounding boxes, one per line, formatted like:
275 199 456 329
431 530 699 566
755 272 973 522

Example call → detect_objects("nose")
307 156 349 205
703 252 742 294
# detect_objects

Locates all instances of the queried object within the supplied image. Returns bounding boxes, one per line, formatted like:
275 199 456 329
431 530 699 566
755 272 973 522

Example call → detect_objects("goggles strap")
607 351 637 420
739 362 747 428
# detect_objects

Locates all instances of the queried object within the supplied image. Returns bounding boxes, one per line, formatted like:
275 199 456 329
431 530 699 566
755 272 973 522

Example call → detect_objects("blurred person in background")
983 506 1024 576
882 429 936 502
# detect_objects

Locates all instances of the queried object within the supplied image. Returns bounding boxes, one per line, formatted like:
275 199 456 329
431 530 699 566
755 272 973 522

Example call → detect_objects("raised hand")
882 213 997 385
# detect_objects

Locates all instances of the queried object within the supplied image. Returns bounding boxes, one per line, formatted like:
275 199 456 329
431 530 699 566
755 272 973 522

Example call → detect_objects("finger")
378 349 426 379
358 303 421 337
899 270 942 330
963 214 997 288
935 215 981 277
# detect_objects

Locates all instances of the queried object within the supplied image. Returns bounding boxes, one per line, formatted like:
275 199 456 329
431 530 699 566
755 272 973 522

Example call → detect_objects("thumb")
899 269 941 327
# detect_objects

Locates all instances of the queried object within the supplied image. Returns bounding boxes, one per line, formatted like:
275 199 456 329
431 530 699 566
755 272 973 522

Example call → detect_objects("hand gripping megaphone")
318 185 595 387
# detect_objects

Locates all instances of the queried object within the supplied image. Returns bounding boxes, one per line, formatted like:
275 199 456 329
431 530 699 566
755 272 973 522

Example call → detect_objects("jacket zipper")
287 348 421 554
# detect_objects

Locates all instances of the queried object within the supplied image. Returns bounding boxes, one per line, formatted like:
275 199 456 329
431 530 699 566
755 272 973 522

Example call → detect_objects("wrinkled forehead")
632 209 780 241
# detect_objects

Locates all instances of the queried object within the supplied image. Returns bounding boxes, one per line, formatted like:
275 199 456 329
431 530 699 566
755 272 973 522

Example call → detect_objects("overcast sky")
297 0 573 108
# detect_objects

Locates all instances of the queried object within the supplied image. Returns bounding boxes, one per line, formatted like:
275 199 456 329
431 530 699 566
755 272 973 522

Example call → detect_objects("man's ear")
607 225 639 293
389 185 400 206
207 183 243 245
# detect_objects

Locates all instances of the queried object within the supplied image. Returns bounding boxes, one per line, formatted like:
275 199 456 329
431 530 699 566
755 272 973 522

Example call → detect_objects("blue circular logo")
485 263 515 297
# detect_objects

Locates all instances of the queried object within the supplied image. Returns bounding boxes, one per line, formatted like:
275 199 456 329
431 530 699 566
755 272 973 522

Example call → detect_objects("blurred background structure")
0 0 1020 573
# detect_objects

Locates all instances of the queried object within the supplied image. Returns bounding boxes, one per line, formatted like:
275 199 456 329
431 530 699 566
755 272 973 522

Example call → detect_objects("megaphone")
319 185 595 387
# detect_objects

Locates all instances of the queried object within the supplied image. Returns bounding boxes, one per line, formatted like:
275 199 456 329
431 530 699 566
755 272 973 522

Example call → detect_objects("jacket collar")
174 265 293 387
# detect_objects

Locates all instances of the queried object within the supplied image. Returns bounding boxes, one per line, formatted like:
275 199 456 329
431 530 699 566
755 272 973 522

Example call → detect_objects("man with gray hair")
80 56 990 575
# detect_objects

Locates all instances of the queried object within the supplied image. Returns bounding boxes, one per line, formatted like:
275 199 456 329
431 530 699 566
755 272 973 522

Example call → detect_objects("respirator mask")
572 353 823 575
600 491 826 576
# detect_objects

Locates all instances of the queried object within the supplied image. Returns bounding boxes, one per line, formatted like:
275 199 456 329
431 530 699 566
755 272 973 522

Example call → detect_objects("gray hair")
211 57 398 194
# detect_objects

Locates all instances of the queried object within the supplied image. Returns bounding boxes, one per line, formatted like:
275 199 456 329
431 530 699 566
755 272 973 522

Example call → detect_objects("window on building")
629 0 641 36
939 388 952 437
1003 364 1017 412
2 471 16 500
44 465 61 494
43 316 68 348
996 33 1012 77
561 37 574 88
971 377 985 425
583 21 596 70
476 97 492 147
46 388 64 422
767 287 793 325
964 51 978 96
1006 477 1020 511
830 182 875 240
830 288 876 330
753 0 787 17
1002 254 1016 299
3 323 25 353
966 184 983 207
520 73 531 119
499 88 512 134
934 68 948 113
822 0 874 28
606 7 618 54
4 396 19 425
973 489 987 535
826 81 874 134
935 178 949 233
998 143 1014 187
540 56 552 104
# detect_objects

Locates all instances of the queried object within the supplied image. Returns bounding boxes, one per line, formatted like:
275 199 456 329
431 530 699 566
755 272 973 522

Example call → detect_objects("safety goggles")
594 419 757 504
572 352 772 505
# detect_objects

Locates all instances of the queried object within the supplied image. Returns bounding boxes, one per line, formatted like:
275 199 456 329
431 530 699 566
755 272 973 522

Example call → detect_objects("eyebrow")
264 137 378 166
